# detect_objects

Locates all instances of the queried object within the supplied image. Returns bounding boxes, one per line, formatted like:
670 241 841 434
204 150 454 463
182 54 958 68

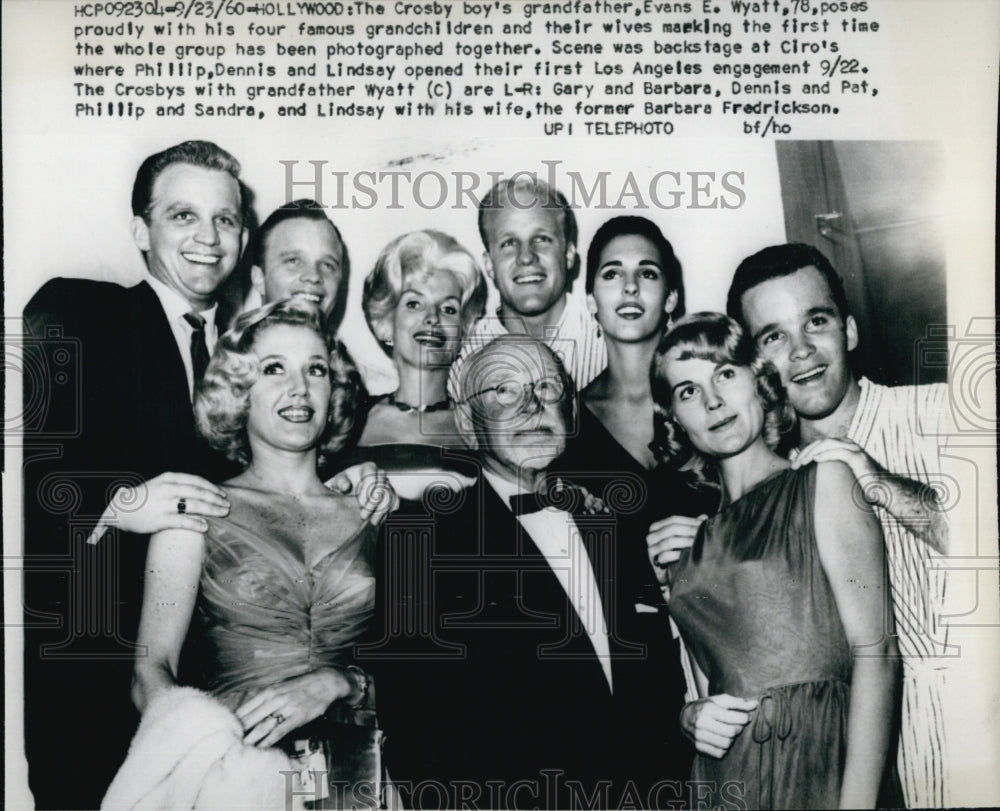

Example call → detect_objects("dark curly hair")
194 300 362 468
650 312 794 489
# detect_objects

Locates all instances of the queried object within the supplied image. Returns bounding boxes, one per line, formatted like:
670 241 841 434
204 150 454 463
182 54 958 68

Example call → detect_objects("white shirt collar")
482 465 614 692
482 468 529 506
145 274 218 332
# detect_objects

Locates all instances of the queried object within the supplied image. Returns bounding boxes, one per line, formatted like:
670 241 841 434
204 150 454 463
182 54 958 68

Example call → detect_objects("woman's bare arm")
814 460 899 809
131 528 205 712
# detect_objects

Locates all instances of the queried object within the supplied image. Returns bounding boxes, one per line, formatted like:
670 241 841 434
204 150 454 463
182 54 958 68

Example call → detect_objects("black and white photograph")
4 1 999 808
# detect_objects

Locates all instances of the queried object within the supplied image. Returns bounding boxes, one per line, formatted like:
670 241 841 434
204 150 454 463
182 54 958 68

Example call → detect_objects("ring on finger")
269 712 285 726
177 498 187 514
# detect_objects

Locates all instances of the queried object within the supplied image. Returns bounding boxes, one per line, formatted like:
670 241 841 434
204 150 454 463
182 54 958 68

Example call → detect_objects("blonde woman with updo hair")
339 230 488 491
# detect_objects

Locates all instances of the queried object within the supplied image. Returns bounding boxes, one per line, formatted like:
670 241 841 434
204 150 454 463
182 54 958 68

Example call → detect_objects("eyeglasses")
463 375 567 411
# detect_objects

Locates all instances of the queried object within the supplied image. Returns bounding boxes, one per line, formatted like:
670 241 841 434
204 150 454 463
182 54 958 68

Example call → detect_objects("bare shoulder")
813 458 857 492
812 460 878 545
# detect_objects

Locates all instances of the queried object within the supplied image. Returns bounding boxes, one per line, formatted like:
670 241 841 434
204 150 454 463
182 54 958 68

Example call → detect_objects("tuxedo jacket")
364 457 692 810
22 278 237 809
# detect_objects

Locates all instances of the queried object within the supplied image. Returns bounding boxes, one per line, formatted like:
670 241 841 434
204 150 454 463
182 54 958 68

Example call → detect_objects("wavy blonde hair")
650 312 794 489
195 300 362 468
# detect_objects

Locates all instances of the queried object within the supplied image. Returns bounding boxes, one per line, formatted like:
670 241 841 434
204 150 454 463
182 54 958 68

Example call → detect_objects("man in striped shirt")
451 176 606 395
727 242 951 808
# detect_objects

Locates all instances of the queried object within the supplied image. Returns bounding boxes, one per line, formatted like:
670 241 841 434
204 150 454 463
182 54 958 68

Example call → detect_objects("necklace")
387 394 452 414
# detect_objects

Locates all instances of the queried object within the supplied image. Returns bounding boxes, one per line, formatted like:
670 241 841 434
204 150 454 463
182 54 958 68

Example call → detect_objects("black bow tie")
509 482 585 516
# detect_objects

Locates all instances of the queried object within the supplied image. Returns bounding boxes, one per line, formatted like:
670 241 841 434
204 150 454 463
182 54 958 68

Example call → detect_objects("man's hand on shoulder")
792 438 948 555
326 462 399 525
87 472 230 545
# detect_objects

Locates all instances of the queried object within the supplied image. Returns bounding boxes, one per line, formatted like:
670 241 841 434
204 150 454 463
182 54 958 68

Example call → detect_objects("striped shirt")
449 293 607 398
848 377 951 807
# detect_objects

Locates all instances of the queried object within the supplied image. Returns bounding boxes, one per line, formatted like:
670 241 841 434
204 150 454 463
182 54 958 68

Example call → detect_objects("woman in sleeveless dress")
559 216 719 574
131 301 380 807
649 312 898 809
554 217 717 793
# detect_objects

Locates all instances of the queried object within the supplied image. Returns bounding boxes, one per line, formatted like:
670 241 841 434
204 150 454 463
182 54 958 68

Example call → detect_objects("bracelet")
344 665 370 710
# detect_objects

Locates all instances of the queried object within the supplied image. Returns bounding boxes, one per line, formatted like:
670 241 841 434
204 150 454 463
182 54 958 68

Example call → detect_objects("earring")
592 311 602 339
666 313 674 331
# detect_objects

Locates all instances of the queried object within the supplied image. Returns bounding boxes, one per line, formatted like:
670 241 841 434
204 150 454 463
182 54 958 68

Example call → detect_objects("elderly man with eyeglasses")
365 334 691 810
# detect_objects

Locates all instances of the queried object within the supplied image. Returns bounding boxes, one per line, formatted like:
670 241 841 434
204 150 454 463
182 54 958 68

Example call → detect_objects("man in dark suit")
22 140 249 809
365 335 691 810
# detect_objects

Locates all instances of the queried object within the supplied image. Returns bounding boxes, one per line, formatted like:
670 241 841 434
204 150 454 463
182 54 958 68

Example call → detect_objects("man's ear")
240 227 249 254
131 216 150 252
454 402 479 451
482 250 495 282
564 242 577 278
845 314 859 352
251 265 266 300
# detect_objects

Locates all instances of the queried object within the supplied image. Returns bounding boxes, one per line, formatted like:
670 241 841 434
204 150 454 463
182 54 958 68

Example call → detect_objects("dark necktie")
183 311 210 384
509 481 585 516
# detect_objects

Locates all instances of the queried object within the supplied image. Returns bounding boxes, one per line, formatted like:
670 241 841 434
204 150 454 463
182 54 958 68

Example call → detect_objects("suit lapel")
122 282 203 475
130 281 191 402
483 484 616 687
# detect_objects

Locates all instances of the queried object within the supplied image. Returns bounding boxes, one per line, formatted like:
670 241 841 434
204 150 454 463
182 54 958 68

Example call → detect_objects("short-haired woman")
649 312 898 809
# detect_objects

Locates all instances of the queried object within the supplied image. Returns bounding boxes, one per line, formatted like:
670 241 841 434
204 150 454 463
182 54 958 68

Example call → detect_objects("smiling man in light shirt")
450 175 607 397
728 242 955 808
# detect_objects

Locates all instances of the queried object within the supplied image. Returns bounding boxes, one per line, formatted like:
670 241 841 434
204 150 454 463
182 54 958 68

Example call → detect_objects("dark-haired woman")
555 217 717 795
649 312 898 809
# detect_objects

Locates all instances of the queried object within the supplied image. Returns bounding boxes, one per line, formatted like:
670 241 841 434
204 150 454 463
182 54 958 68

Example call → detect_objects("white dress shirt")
847 377 954 808
482 469 613 692
145 275 219 400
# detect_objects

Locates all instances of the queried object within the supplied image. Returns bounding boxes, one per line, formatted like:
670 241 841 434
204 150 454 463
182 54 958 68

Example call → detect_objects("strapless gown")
669 466 852 810
197 485 380 806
